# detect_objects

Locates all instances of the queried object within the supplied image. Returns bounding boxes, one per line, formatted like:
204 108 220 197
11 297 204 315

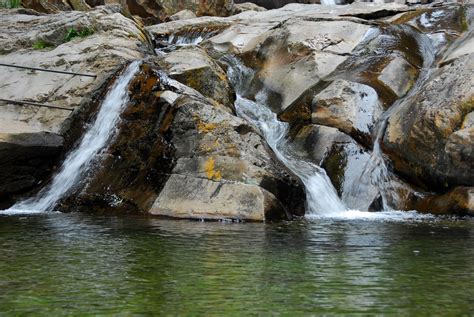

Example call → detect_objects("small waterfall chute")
343 26 436 211
225 56 347 216
3 61 141 214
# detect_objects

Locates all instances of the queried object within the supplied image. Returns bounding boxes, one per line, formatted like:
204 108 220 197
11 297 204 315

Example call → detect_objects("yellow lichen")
204 157 222 181
194 116 218 133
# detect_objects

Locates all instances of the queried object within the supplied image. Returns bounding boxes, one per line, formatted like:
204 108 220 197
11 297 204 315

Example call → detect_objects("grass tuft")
64 27 95 42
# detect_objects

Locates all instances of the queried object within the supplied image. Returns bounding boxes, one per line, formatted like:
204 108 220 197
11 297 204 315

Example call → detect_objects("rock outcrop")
2 2 473 218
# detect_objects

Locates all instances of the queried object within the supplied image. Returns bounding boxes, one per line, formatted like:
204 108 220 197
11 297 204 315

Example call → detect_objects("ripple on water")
0 213 473 315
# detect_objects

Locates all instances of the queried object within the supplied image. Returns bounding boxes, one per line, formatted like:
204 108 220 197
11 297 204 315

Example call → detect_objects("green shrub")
32 39 53 50
64 27 95 42
0 0 21 8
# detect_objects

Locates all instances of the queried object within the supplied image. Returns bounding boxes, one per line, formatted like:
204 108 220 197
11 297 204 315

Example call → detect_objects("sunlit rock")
311 79 383 145
383 53 474 190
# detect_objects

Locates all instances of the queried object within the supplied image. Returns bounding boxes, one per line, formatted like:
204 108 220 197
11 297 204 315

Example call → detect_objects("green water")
1 213 473 315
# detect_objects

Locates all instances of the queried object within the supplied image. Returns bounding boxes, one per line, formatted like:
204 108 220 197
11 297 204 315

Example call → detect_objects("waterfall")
344 27 436 211
225 57 347 215
320 0 338 5
4 61 141 214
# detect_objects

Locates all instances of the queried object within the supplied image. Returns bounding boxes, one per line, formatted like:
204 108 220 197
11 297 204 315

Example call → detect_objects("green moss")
459 6 469 33
32 39 53 50
64 27 95 42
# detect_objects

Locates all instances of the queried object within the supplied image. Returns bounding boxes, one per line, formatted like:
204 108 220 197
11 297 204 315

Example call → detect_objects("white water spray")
4 61 141 214
226 57 346 215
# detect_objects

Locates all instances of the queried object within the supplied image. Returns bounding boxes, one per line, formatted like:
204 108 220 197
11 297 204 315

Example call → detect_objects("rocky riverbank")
0 1 472 219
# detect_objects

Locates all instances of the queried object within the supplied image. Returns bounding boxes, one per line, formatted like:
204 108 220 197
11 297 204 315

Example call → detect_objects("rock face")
21 0 234 24
0 132 63 207
0 6 147 200
150 96 305 220
2 2 473 218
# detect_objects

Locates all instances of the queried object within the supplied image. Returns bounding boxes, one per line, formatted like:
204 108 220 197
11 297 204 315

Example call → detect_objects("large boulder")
233 2 267 14
383 51 474 190
151 96 305 220
59 63 306 221
311 79 383 146
154 46 235 111
413 187 474 216
167 9 196 21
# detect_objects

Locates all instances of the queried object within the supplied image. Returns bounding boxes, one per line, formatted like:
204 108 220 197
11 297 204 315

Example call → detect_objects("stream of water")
225 57 348 216
3 61 141 215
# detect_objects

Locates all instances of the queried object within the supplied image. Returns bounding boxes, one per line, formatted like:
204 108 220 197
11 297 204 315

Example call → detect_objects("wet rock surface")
154 47 235 111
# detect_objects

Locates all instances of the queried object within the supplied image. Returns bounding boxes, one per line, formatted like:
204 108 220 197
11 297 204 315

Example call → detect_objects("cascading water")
225 57 347 215
4 61 141 214
223 50 434 220
344 26 436 211
320 0 338 5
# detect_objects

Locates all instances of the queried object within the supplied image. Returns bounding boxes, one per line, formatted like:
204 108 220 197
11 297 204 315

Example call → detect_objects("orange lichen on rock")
204 157 222 181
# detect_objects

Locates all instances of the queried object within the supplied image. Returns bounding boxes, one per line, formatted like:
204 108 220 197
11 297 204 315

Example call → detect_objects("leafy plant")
0 0 21 9
64 27 95 42
32 39 53 50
